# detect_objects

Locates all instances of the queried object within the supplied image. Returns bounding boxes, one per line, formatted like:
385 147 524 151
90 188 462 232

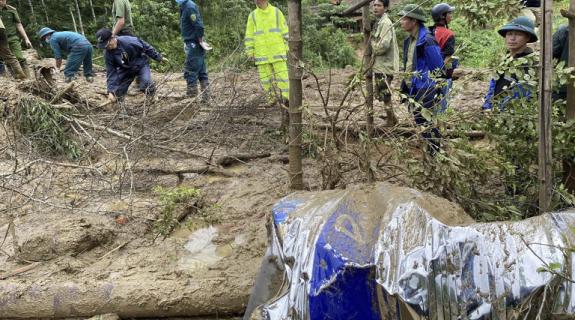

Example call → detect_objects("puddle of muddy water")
178 226 242 271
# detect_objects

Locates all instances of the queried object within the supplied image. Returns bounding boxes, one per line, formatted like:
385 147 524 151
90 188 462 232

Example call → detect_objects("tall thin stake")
288 0 304 190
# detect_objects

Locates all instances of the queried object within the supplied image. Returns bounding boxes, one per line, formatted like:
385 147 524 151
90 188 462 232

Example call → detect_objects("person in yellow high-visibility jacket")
244 0 289 105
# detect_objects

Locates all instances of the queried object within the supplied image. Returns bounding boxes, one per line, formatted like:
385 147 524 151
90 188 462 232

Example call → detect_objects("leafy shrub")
153 186 202 238
16 97 80 159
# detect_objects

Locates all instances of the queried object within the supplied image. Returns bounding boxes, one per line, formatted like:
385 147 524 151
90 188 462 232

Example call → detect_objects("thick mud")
0 50 489 318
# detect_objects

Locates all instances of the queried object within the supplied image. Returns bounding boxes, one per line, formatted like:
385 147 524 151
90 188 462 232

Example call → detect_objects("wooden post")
561 1 575 193
362 4 375 183
288 0 304 190
538 0 554 213
362 6 374 136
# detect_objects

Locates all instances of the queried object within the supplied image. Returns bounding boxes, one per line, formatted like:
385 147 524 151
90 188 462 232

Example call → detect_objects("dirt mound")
16 215 115 262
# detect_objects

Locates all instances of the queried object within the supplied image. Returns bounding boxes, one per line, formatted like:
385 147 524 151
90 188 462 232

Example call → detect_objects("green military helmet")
498 16 538 43
37 27 55 40
398 4 427 22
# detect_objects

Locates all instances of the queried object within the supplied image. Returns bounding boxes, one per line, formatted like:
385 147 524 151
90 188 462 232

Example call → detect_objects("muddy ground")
0 50 488 319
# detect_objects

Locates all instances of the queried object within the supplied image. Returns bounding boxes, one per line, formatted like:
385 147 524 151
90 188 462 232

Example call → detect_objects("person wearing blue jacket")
96 28 168 103
398 4 445 154
482 17 537 111
177 0 209 101
37 27 94 83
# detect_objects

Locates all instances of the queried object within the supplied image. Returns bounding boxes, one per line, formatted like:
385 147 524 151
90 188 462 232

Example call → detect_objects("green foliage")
300 3 358 69
449 17 506 68
185 203 223 231
153 186 202 238
449 0 522 29
386 53 575 221
304 24 357 69
16 97 80 159
302 129 321 159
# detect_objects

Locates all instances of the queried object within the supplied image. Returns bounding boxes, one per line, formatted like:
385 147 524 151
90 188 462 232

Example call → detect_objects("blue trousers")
115 64 155 98
437 79 452 114
65 44 93 78
184 42 208 87
408 86 442 154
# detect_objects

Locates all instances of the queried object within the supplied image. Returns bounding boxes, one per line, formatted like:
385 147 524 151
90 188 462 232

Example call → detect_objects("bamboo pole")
74 0 85 35
288 0 304 190
70 7 78 33
561 1 575 193
538 0 554 213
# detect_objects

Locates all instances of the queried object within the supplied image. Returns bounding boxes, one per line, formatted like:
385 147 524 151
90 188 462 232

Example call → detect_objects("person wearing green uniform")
0 16 26 79
112 0 134 36
0 0 30 78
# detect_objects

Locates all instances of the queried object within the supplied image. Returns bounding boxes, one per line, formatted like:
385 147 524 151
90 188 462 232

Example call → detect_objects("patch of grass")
185 204 224 232
153 186 202 238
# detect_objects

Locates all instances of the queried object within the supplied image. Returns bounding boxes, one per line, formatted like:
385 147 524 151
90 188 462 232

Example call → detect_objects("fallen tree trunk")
0 278 247 318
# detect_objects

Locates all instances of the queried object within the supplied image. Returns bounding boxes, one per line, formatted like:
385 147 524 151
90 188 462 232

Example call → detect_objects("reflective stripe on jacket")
244 4 288 65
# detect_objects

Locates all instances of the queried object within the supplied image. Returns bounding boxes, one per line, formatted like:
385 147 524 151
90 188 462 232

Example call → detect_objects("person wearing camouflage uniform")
0 16 25 79
0 0 31 78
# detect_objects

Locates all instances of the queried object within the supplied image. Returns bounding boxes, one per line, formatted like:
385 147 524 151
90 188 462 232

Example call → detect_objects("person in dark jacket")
96 28 168 103
519 0 540 26
482 17 538 111
38 27 94 83
553 24 568 101
430 3 457 113
176 0 209 101
398 4 445 154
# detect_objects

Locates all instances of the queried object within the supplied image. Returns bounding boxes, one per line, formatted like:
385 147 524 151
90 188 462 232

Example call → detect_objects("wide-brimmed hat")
37 27 55 40
96 28 113 49
398 4 427 23
498 16 538 43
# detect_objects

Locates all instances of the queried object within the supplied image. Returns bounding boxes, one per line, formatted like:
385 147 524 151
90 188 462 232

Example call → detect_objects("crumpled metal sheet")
246 183 575 320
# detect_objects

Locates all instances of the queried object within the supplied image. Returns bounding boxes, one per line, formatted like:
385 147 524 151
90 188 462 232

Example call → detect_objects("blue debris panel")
245 183 575 320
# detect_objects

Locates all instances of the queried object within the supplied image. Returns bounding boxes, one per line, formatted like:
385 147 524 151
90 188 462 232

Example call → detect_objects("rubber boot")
187 85 198 98
7 61 26 80
200 80 210 103
20 60 30 79
384 97 398 127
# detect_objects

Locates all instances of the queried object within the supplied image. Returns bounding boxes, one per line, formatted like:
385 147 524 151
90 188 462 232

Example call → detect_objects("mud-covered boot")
200 80 210 103
20 60 31 79
187 85 198 98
